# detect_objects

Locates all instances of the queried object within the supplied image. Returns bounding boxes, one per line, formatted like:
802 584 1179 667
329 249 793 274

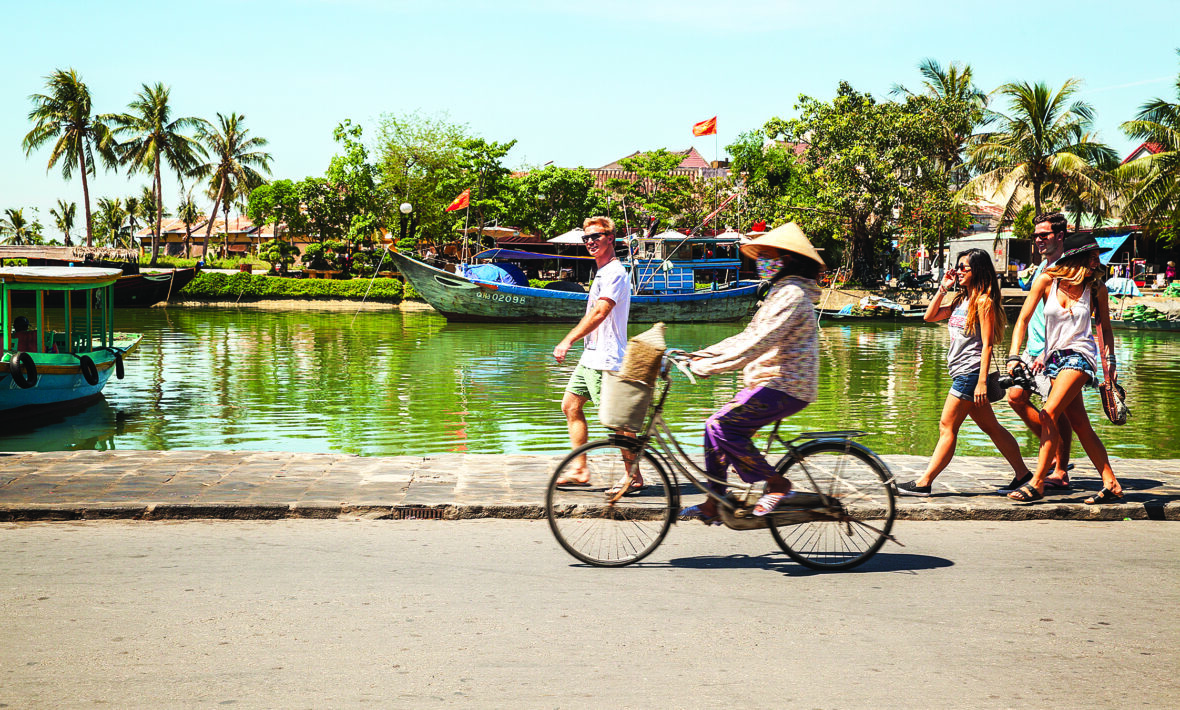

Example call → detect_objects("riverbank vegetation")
13 53 1180 285
177 271 408 302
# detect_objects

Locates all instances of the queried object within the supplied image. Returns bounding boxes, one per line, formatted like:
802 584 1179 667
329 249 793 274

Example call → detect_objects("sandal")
1044 477 1072 490
998 473 1032 493
606 479 644 497
1084 487 1124 505
753 489 792 517
1007 483 1044 503
679 504 721 526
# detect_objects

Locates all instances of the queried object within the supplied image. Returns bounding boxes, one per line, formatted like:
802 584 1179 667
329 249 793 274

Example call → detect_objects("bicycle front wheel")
546 439 675 567
768 440 895 571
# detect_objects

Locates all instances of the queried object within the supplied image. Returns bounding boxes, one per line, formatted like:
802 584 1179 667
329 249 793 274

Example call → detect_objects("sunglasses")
582 232 612 243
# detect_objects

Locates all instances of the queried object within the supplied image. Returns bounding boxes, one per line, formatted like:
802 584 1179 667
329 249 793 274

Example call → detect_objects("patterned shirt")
690 276 820 401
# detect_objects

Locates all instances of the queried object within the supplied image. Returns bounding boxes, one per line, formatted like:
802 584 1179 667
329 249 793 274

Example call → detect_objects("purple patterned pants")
704 386 808 495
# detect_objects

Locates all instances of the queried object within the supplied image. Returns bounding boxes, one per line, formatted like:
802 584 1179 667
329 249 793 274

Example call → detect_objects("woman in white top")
1006 233 1123 504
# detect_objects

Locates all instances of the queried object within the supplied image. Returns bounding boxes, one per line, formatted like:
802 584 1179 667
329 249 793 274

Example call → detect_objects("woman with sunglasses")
896 249 1031 497
1005 233 1124 504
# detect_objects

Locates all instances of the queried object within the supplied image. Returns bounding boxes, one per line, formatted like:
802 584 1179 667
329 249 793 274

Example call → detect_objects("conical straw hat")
740 222 825 268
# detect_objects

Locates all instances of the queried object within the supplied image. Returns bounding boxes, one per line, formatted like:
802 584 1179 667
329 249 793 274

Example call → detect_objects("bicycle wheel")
768 440 895 570
546 439 675 567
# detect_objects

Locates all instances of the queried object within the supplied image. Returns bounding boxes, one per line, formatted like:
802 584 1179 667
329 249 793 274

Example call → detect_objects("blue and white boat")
1 267 141 415
390 232 760 323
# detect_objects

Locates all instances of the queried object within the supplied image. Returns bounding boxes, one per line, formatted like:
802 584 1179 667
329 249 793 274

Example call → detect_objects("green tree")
1118 54 1180 244
325 120 383 248
510 165 607 237
892 59 987 187
106 83 207 264
49 199 77 246
1012 203 1036 240
376 111 471 243
726 130 811 229
0 208 45 245
448 137 518 241
965 79 1117 227
765 82 941 284
194 112 271 259
603 149 693 228
22 68 117 247
176 188 201 258
93 197 128 247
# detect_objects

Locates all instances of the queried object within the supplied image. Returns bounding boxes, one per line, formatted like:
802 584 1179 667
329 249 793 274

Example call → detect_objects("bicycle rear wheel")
768 440 895 570
546 439 675 567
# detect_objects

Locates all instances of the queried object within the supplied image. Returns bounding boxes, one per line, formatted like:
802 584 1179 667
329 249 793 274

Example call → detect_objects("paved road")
2 519 1177 708
2 450 1179 521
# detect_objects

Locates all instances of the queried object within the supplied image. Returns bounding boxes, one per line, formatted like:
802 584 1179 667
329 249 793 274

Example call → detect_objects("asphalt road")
2 519 1177 709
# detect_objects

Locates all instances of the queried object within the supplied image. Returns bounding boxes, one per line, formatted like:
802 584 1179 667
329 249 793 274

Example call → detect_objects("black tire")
106 348 125 379
768 440 895 571
78 355 99 385
546 439 675 567
9 352 37 389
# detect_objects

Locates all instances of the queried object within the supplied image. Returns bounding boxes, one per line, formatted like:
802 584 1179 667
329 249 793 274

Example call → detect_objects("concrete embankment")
1 450 1177 522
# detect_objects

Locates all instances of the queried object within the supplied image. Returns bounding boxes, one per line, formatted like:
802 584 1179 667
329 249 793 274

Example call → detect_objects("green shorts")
565 364 605 405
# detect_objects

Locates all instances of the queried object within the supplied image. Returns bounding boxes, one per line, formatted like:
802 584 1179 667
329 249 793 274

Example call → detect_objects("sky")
3 0 1178 241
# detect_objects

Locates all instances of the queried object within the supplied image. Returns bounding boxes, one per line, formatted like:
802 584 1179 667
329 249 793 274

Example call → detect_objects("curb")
1 500 1176 522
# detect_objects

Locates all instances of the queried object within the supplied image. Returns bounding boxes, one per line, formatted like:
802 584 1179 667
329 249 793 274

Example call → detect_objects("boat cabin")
2 267 122 357
626 234 743 295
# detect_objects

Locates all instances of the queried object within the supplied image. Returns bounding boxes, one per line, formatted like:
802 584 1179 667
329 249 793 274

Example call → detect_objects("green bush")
179 272 404 302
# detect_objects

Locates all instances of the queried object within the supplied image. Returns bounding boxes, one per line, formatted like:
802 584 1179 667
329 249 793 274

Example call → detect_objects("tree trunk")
1032 176 1042 217
79 150 93 248
150 159 162 265
201 178 225 261
184 225 192 259
222 202 230 260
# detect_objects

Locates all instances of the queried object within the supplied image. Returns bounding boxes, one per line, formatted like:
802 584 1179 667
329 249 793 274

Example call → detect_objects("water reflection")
4 307 1177 460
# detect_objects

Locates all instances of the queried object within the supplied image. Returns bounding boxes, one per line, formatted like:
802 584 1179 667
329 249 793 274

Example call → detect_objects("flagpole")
462 202 471 261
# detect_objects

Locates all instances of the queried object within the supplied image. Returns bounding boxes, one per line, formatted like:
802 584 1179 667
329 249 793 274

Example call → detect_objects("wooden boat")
1 266 142 415
391 230 762 323
1109 319 1180 332
0 246 198 307
816 307 926 321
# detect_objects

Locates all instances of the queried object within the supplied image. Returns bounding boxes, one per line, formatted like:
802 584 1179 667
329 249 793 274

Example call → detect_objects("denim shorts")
1043 350 1096 386
949 371 981 401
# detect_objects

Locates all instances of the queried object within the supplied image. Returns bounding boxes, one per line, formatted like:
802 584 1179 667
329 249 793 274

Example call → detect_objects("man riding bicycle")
683 223 825 523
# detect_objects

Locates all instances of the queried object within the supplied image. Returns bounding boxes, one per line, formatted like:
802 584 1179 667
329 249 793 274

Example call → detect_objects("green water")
6 307 1179 459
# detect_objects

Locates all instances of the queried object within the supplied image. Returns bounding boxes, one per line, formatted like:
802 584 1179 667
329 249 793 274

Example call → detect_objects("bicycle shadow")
647 551 954 576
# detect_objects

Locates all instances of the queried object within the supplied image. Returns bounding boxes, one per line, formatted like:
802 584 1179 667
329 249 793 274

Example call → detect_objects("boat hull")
0 335 142 414
1110 319 1180 332
391 252 758 323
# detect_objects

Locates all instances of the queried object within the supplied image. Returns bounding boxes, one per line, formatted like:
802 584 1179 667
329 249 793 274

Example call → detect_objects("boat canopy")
1095 233 1132 265
472 248 593 261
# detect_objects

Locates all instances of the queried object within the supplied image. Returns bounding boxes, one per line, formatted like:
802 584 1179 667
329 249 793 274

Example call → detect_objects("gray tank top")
946 301 983 377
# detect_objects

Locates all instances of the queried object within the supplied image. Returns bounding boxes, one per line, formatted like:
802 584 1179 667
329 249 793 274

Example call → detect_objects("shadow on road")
607 551 955 576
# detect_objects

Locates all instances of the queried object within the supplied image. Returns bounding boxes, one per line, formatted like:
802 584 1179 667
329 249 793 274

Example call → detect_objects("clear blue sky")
3 0 1178 240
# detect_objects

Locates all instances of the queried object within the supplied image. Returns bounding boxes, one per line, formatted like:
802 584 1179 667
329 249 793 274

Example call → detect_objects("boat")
0 246 198 307
390 233 761 323
1109 319 1180 332
2 266 142 415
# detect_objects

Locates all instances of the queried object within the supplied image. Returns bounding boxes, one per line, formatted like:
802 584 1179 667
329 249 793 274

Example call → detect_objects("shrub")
179 272 403 301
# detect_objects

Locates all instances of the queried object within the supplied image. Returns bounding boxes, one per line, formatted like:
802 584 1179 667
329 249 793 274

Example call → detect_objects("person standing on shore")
896 249 1032 497
1003 212 1074 491
1005 233 1124 504
552 216 632 485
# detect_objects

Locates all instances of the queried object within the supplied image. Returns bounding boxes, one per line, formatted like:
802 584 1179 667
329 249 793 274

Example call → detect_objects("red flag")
692 116 717 137
445 189 470 212
750 220 767 232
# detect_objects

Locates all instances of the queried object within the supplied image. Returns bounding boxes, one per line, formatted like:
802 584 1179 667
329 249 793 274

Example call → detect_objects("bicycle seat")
796 430 868 440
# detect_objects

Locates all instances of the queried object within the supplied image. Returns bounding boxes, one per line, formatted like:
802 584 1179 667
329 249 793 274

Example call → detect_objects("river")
5 307 1179 459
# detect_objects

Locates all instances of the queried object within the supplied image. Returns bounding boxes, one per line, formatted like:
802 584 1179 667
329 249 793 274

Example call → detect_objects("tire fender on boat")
104 347 125 379
9 352 38 389
78 355 100 386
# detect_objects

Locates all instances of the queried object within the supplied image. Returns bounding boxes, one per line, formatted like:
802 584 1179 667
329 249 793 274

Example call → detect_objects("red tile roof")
1121 141 1164 165
598 147 711 171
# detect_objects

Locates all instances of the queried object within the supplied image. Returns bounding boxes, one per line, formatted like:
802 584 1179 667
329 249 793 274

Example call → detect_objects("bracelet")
1006 356 1023 364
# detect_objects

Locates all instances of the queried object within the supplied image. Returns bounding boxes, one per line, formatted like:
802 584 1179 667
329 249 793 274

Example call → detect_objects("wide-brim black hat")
1060 233 1112 260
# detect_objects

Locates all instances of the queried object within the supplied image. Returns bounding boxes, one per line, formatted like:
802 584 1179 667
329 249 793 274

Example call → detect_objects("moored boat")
390 245 761 323
2 266 142 415
0 246 198 307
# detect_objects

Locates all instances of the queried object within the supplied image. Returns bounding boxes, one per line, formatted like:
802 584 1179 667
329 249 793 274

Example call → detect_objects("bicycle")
545 350 900 569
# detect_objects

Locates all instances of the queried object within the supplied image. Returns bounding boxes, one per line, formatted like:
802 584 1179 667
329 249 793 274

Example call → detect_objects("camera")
995 361 1034 391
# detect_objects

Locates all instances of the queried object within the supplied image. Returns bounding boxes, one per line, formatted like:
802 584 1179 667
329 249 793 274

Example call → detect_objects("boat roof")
0 266 123 286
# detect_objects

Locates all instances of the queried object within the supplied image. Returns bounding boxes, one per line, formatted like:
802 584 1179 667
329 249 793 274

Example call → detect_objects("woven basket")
598 323 667 431
616 322 666 386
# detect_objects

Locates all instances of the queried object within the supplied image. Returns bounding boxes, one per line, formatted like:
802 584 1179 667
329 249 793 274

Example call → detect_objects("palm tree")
124 195 144 253
1118 59 1180 241
94 197 130 248
965 79 1118 227
0 208 44 246
894 59 988 186
49 199 77 246
176 188 201 258
22 68 117 247
195 112 272 259
106 83 207 265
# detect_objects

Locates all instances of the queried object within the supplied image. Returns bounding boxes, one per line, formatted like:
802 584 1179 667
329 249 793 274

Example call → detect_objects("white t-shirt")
578 258 631 371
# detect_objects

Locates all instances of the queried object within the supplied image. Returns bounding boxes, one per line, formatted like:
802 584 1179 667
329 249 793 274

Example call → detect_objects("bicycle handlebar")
663 349 697 385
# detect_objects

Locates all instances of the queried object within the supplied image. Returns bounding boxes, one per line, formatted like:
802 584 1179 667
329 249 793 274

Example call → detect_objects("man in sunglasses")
1002 211 1074 491
553 216 632 485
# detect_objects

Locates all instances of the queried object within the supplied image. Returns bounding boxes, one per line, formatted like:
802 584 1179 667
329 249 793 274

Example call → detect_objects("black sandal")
1007 483 1044 503
1084 487 1124 505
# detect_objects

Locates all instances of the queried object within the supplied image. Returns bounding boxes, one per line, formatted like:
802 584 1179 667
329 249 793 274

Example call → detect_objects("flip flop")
679 504 721 525
998 473 1032 493
606 480 644 497
753 491 790 517
1084 487 1124 505
1044 478 1072 490
555 477 592 488
1007 483 1044 503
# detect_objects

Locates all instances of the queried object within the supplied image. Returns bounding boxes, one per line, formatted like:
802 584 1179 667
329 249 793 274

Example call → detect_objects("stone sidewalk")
1 450 1178 522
